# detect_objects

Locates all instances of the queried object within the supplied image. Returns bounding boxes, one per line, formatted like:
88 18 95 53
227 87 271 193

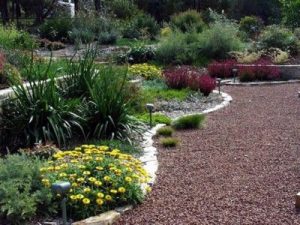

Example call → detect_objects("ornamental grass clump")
41 144 151 220
172 114 205 130
156 126 174 137
128 63 162 80
160 137 179 148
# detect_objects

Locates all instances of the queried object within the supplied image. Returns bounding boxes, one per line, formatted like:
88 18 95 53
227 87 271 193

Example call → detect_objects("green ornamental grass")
172 114 205 130
160 137 179 147
156 126 174 137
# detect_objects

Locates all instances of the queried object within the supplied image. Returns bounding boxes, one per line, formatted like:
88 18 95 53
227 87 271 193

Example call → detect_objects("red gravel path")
116 84 300 225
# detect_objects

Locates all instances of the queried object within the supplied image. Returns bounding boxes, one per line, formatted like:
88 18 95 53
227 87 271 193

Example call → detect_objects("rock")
115 205 133 214
72 211 120 225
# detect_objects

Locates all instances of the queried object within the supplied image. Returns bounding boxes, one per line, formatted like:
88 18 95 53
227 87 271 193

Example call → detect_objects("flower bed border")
222 78 300 86
72 90 232 225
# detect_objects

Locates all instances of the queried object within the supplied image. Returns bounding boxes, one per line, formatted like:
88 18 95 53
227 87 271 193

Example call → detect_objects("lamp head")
51 181 71 195
146 103 154 112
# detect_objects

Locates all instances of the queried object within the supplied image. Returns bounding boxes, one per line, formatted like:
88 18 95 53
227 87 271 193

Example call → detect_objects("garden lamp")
146 103 154 128
52 181 71 225
298 91 300 98
216 78 222 94
232 68 238 83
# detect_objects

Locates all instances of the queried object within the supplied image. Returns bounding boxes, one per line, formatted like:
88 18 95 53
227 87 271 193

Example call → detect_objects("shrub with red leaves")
208 60 236 78
163 66 216 96
163 66 198 89
238 59 280 82
189 74 216 96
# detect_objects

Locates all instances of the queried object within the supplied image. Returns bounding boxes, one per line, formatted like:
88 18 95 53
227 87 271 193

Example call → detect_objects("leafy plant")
39 17 73 42
85 65 144 141
0 64 85 150
208 59 236 78
156 126 174 137
230 50 262 64
41 145 150 220
238 60 281 82
128 63 162 80
170 10 205 33
163 66 194 89
160 137 179 147
108 0 139 19
239 16 263 37
0 154 55 225
135 113 171 126
188 74 216 96
172 114 205 130
117 44 156 64
123 13 159 40
258 25 298 54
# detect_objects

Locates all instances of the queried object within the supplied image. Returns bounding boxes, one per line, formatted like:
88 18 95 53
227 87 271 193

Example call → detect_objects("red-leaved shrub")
163 66 197 89
208 60 236 78
189 74 216 96
238 59 280 82
163 66 216 96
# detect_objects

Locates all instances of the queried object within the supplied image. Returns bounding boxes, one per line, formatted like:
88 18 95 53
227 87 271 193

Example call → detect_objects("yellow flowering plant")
128 63 162 80
41 145 151 220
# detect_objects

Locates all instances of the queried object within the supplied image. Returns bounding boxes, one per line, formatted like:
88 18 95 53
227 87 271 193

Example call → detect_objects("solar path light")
146 103 154 128
232 68 238 83
216 78 222 94
52 181 71 225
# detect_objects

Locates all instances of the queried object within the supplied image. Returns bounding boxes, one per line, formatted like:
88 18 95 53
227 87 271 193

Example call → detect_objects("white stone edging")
222 79 300 86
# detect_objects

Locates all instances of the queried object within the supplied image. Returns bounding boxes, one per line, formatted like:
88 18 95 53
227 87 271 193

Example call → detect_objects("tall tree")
0 0 9 25
94 0 101 12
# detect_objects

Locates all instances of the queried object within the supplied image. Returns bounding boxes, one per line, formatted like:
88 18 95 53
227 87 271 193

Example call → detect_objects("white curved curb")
141 90 233 187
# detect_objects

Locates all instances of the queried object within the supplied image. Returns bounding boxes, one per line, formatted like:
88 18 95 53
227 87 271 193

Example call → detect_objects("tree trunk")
74 0 79 13
0 0 9 25
94 0 101 12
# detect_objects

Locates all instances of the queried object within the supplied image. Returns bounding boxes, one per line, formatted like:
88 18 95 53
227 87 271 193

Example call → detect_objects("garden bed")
156 91 223 119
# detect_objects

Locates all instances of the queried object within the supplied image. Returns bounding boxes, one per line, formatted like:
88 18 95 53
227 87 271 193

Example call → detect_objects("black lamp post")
232 68 238 83
52 181 71 225
146 103 154 128
216 78 222 94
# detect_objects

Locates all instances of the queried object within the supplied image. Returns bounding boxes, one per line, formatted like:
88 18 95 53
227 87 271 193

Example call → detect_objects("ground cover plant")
160 137 179 148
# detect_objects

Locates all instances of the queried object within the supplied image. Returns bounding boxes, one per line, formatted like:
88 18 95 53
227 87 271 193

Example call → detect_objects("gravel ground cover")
156 92 223 119
115 84 300 225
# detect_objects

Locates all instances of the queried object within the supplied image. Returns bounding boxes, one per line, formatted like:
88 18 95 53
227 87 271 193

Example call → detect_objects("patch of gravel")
156 92 223 119
115 84 300 225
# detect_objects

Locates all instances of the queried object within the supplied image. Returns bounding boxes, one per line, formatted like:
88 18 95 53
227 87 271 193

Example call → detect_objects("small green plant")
135 113 171 126
239 16 263 37
160 137 179 147
128 63 162 80
0 154 55 225
156 126 174 137
172 114 205 130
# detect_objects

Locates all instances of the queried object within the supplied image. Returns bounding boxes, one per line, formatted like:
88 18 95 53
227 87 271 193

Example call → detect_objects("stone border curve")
72 90 233 225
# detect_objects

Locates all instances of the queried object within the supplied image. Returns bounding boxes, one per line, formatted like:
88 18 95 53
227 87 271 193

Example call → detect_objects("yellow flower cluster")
128 63 162 80
40 145 151 216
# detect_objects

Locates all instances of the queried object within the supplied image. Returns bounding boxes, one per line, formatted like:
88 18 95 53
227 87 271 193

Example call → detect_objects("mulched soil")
115 84 300 225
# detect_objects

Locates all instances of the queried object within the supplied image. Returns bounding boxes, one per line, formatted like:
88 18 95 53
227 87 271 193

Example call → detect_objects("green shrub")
0 154 55 225
0 71 84 151
39 17 73 42
170 10 205 33
156 31 200 65
41 144 150 220
123 13 159 40
239 16 263 37
156 126 174 137
85 65 144 141
0 63 22 85
0 25 36 50
128 63 162 80
108 0 139 19
160 137 179 147
258 25 298 54
117 44 156 64
198 20 244 59
98 31 118 45
172 114 205 130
